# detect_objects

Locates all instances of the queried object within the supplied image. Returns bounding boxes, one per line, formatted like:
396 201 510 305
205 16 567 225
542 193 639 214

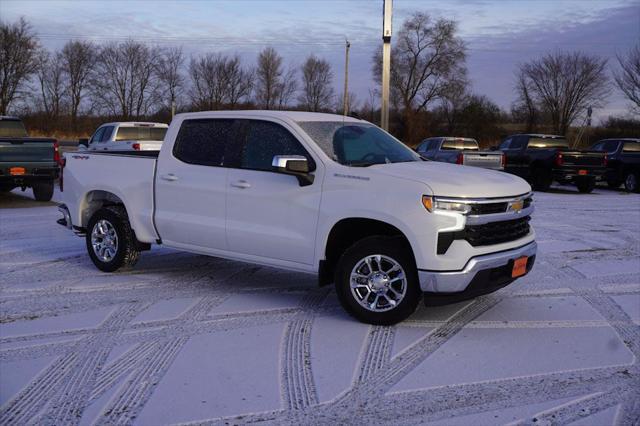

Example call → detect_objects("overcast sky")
2 0 639 121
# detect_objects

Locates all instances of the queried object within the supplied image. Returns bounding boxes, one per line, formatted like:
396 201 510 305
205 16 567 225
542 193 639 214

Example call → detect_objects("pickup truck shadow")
0 190 57 209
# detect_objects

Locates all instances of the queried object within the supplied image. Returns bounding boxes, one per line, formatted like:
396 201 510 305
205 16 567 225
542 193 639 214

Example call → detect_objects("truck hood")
369 161 531 198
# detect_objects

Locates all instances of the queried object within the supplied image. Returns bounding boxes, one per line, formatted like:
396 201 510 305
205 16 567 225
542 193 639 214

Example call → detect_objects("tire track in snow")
280 290 328 410
355 326 395 383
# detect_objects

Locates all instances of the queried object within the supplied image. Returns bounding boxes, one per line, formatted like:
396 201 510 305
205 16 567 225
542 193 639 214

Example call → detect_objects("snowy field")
1 185 639 425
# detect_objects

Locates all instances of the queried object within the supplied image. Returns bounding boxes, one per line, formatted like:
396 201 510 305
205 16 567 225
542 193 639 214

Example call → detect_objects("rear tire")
86 206 140 272
334 236 421 325
0 184 14 193
576 177 595 193
624 172 639 193
32 181 54 201
532 168 553 191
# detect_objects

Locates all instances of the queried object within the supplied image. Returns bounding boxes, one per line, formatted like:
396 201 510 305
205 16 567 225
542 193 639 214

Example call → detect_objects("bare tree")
298 55 334 112
438 79 468 134
512 71 538 132
517 51 609 134
256 47 296 110
373 12 466 143
156 46 184 112
0 18 39 114
222 55 253 108
61 40 95 127
92 40 160 119
35 49 66 121
613 44 640 112
189 53 252 110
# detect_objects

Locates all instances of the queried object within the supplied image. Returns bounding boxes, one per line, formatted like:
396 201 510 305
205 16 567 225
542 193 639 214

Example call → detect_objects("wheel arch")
319 217 416 287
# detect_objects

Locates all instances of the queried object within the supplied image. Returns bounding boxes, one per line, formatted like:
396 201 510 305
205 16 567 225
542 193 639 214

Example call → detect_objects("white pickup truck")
58 111 536 324
80 122 168 151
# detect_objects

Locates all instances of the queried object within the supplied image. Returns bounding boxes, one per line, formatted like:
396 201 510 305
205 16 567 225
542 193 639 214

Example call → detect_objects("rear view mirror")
272 155 314 186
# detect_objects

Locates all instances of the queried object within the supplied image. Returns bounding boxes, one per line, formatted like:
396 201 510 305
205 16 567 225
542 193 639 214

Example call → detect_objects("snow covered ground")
1 185 639 425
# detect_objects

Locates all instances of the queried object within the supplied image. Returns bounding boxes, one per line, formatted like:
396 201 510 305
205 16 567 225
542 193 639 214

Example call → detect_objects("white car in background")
82 122 168 151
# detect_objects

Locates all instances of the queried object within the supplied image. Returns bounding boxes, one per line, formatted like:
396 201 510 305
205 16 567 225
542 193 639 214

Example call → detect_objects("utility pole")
171 100 176 119
343 40 351 116
381 0 392 131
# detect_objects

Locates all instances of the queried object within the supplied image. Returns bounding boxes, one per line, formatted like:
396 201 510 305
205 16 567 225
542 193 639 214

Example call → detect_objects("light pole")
343 40 351 116
381 0 392 131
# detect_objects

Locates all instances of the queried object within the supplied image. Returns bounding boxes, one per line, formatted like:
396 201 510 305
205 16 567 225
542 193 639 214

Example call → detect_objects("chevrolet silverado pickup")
499 134 606 193
0 116 60 201
79 122 168 151
58 111 536 325
590 138 640 192
416 137 504 170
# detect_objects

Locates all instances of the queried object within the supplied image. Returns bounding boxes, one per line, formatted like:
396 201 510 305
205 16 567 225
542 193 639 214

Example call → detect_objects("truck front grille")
465 216 531 247
437 216 531 254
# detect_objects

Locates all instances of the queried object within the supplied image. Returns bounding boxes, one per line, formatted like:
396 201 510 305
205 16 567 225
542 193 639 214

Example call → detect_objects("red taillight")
132 143 140 150
603 154 608 167
456 152 464 165
501 153 506 168
554 152 564 167
53 140 60 164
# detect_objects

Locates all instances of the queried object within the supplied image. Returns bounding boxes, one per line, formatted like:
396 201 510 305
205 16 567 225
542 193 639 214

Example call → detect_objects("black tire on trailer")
576 177 596 193
334 236 421 325
86 205 140 272
32 180 54 201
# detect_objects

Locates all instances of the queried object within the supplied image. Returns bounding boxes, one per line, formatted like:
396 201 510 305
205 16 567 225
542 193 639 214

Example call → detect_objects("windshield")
0 120 28 138
297 121 420 166
528 138 569 149
115 127 167 141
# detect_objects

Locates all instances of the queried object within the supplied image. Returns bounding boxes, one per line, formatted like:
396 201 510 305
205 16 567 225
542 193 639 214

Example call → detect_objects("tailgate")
0 139 54 163
561 151 605 167
462 151 503 169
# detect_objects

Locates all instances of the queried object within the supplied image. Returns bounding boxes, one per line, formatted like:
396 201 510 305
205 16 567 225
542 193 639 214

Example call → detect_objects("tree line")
1 15 638 145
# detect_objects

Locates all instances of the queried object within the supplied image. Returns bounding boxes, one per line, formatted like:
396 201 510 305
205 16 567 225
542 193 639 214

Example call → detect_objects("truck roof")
516 133 565 138
102 122 168 128
174 110 366 123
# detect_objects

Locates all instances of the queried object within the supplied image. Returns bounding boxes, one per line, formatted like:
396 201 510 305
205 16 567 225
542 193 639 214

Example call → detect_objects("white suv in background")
84 122 168 151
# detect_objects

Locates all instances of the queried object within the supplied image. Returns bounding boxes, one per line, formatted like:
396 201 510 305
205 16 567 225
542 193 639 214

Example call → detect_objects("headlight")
422 196 472 214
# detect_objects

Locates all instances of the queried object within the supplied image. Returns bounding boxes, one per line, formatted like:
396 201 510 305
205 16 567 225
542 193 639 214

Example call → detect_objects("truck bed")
62 151 160 243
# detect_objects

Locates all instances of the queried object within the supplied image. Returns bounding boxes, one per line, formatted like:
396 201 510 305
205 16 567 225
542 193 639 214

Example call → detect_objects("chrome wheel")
350 254 407 312
625 173 637 192
91 219 118 262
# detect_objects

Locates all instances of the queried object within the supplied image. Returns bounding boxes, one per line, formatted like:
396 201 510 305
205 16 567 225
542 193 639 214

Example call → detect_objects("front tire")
624 172 639 193
86 206 140 272
334 236 421 325
32 181 54 201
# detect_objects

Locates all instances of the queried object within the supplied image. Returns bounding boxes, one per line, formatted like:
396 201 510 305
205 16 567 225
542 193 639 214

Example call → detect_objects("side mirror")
272 155 314 186
78 138 89 148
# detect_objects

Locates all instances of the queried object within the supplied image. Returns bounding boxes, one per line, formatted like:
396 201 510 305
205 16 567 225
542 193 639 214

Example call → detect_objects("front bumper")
418 241 537 295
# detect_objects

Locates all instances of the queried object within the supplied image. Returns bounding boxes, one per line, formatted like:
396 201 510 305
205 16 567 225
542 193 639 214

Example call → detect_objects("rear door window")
239 120 312 172
173 119 236 167
100 126 114 142
623 141 640 152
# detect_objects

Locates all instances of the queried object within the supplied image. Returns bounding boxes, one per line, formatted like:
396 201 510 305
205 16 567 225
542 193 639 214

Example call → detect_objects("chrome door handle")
161 173 179 182
230 180 251 189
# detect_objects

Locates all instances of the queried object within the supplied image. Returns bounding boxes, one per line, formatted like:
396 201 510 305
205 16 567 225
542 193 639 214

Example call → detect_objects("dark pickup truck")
0 116 60 201
498 134 606 193
590 138 640 193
